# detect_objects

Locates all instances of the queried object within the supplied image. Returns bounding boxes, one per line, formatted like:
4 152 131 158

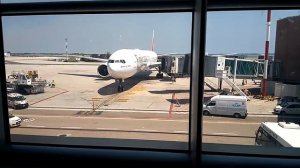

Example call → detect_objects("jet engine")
97 64 109 77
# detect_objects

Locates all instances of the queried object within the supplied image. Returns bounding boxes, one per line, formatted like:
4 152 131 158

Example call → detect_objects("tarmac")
5 56 277 117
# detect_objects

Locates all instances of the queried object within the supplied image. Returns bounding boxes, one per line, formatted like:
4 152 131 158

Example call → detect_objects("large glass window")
203 10 300 152
3 13 192 150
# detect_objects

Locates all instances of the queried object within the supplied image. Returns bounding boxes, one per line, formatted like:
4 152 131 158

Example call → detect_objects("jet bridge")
225 58 264 80
159 54 190 80
204 56 262 98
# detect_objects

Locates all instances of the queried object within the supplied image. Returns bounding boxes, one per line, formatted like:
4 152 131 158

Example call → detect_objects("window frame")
1 0 300 167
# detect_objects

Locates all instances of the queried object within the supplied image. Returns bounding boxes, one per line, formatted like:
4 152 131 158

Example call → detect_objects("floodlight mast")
262 10 271 96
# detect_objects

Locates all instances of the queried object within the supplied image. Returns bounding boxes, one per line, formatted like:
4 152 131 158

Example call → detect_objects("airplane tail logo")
151 30 155 51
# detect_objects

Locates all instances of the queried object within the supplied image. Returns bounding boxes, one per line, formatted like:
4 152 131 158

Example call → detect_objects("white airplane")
97 49 161 92
90 31 162 92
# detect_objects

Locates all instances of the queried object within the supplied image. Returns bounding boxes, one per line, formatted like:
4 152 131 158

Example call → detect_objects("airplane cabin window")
3 12 192 150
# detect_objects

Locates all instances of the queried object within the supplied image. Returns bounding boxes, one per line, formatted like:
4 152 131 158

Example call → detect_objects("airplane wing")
72 55 108 62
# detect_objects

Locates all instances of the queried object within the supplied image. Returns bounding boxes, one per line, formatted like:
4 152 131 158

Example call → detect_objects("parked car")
7 93 29 109
9 114 22 127
273 102 300 115
277 96 299 106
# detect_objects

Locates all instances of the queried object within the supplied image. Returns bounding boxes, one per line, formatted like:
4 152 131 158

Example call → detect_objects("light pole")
65 38 68 61
262 10 271 96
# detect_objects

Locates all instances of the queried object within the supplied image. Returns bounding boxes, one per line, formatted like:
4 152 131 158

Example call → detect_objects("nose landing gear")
117 79 124 92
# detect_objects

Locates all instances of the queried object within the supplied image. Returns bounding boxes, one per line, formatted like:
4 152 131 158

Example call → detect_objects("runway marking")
96 128 119 130
27 107 188 113
26 125 45 128
204 121 260 125
22 118 35 122
133 129 157 132
16 114 189 122
173 131 188 134
26 107 274 116
30 88 69 105
28 107 90 111
211 132 238 136
60 126 81 129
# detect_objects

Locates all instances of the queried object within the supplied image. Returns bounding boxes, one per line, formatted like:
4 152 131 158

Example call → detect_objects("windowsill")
1 143 190 167
10 134 188 151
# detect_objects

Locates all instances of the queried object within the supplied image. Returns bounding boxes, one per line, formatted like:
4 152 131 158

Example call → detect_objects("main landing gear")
117 79 124 92
156 66 163 79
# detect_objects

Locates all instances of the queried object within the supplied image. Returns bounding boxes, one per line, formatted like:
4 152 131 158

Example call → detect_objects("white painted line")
16 114 188 122
173 131 188 134
96 128 119 130
26 125 45 128
203 121 260 125
133 129 157 132
89 117 188 122
28 107 87 111
60 127 81 129
28 107 189 114
211 132 238 136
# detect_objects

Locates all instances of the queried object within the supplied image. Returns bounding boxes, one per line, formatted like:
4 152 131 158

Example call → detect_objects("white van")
203 95 248 118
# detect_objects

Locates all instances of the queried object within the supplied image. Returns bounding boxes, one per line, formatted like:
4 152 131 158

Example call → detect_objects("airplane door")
136 54 142 69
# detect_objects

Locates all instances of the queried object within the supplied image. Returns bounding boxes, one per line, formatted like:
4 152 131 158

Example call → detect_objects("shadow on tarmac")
149 89 189 94
98 71 155 95
277 115 300 124
58 72 111 80
166 98 190 105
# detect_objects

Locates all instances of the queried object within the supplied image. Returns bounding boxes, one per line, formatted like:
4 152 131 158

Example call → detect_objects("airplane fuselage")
107 49 158 80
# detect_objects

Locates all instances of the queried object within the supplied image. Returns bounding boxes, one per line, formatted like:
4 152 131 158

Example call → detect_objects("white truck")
6 70 47 95
203 95 248 118
255 122 300 147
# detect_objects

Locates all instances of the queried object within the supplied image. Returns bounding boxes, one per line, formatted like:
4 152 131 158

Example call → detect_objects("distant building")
275 15 300 84
4 51 11 57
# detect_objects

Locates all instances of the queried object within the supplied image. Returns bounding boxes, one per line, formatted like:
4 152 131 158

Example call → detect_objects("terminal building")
271 15 300 98
275 15 300 84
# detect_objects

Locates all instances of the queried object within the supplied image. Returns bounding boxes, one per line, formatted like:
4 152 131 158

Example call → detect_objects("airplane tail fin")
151 30 155 51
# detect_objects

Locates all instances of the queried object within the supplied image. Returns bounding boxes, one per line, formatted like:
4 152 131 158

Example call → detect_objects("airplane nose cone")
107 63 136 79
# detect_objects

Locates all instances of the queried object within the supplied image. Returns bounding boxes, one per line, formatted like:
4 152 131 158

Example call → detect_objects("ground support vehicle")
6 70 47 94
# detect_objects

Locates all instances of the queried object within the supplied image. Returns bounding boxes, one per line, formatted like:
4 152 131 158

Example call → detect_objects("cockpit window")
109 60 125 63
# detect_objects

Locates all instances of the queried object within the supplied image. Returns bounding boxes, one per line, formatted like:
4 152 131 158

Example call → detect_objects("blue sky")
3 13 192 54
206 10 300 54
2 9 300 54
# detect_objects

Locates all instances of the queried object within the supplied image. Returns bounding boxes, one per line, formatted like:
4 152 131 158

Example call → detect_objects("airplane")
86 31 162 92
